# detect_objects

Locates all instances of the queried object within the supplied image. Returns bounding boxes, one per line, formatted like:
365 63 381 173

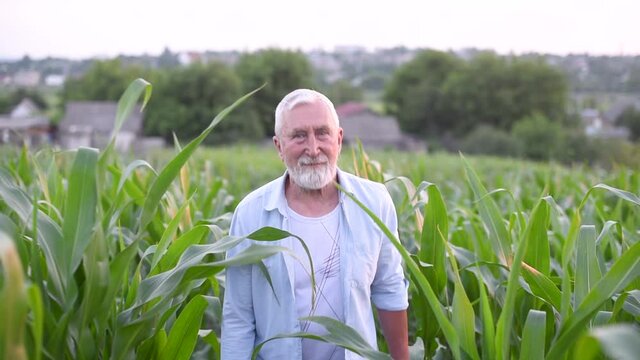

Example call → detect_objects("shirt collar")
263 168 351 216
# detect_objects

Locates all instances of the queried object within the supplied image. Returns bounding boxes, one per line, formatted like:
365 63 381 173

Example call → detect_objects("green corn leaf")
622 290 640 317
201 330 221 360
246 226 318 307
138 86 263 232
99 78 152 163
61 147 98 292
159 295 208 360
98 240 139 324
519 310 546 360
593 311 612 326
547 240 640 360
247 226 291 241
113 79 152 135
495 199 548 360
134 241 286 307
338 185 461 360
451 279 480 360
462 154 512 265
574 324 640 360
523 195 550 275
157 225 227 273
409 337 425 360
574 226 602 309
0 232 28 360
477 276 496 360
521 262 563 311
0 167 33 222
579 183 640 209
419 182 448 296
252 316 391 360
0 170 68 301
561 212 581 320
17 144 32 186
446 240 480 360
137 329 168 360
116 159 157 195
77 226 109 335
0 213 24 264
149 199 192 274
26 284 43 360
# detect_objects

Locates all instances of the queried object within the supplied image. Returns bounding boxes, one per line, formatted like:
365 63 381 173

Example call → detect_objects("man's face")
274 100 343 190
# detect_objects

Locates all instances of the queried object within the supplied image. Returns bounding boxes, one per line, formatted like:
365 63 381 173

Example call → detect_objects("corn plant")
2 82 639 359
348 147 640 359
0 80 305 360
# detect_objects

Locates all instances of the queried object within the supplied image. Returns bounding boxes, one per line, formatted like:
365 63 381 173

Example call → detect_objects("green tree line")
53 48 639 167
61 49 362 144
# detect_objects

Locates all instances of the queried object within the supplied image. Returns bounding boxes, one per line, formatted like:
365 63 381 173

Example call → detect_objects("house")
335 102 424 151
13 70 41 87
581 108 605 136
59 101 143 152
0 98 50 147
581 98 640 139
603 98 640 124
44 74 66 87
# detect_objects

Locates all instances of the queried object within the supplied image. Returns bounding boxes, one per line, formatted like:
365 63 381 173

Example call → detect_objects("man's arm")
221 210 256 359
372 186 409 359
378 309 409 360
221 262 256 359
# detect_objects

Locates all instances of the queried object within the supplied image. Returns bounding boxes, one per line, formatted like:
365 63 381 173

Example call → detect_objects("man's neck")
285 177 340 217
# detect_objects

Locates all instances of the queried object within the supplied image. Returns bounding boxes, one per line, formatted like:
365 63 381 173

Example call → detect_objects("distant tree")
460 125 519 157
360 73 387 92
323 80 363 105
63 59 156 101
0 88 48 113
581 96 599 109
511 114 563 161
144 61 263 144
0 95 11 114
616 106 640 142
235 49 315 136
385 51 569 137
384 50 464 135
443 53 568 133
625 67 640 92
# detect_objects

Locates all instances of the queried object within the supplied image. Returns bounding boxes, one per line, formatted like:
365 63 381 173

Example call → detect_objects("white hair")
274 89 340 137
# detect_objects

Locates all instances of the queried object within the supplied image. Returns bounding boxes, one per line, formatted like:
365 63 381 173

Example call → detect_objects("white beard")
287 154 336 190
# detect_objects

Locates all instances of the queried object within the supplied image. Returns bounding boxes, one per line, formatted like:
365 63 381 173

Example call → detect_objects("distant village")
1 47 639 153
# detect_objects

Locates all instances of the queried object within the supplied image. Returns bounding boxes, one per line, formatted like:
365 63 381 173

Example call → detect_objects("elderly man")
222 89 408 360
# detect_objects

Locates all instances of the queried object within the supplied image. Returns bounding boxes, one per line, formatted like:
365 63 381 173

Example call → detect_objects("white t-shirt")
288 204 345 360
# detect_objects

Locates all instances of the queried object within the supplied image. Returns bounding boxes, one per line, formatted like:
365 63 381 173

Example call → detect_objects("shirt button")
351 280 359 288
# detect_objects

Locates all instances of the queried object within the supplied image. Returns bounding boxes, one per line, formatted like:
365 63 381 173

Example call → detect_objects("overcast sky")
2 0 638 59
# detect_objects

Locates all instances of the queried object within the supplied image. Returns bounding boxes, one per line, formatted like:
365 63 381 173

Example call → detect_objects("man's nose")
306 135 320 156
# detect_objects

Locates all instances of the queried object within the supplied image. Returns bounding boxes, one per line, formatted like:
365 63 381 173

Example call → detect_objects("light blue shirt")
221 169 408 360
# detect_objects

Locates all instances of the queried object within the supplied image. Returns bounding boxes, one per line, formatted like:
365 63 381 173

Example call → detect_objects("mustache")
298 154 329 166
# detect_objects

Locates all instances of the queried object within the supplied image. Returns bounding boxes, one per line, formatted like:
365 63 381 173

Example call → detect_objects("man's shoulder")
235 174 283 212
338 169 393 214
339 169 388 195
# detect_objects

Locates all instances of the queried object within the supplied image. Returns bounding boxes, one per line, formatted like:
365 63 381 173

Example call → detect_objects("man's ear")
273 136 284 161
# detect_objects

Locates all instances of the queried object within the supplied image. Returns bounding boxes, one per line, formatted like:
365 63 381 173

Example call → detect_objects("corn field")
1 80 639 359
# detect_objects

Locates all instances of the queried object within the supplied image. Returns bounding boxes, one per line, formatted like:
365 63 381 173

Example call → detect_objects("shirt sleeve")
221 209 256 359
370 188 409 311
